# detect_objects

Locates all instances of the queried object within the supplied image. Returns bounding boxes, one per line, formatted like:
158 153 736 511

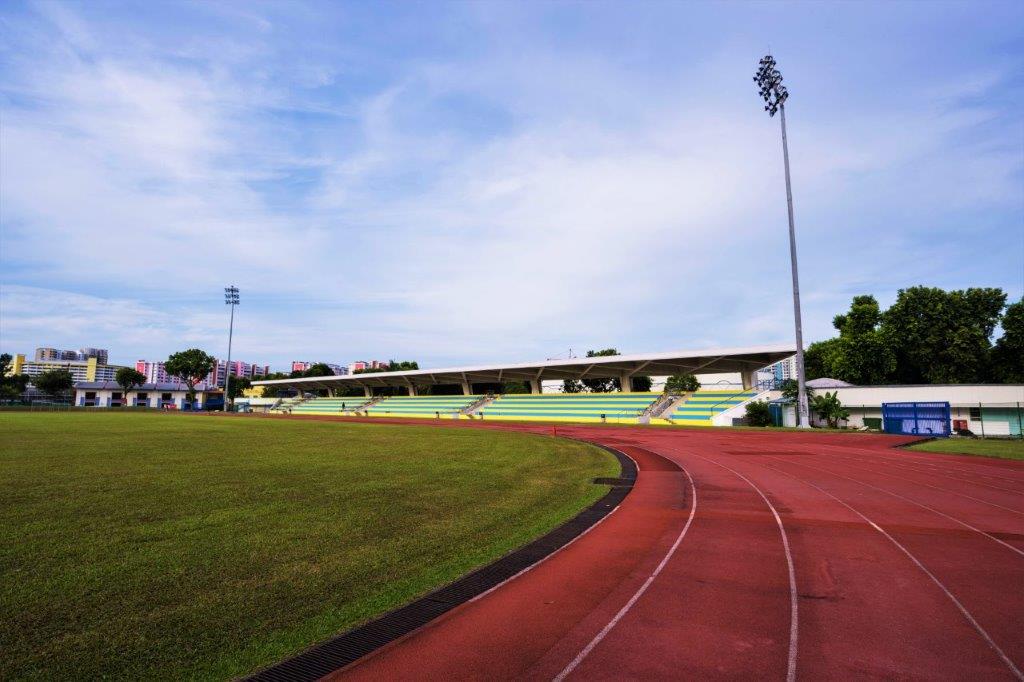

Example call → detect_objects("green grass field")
0 412 616 680
907 437 1024 461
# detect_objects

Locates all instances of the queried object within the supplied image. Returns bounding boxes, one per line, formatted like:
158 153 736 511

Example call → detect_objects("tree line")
805 287 1022 385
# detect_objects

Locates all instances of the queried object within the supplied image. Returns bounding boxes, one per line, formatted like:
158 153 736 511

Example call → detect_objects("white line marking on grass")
765 462 1024 681
553 466 697 682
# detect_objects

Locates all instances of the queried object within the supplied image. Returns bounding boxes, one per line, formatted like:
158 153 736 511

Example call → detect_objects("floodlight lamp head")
753 54 789 117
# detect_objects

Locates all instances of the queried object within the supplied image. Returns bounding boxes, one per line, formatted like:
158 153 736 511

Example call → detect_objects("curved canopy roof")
252 344 796 391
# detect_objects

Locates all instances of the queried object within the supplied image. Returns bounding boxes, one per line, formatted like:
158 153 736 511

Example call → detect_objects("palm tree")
810 391 849 428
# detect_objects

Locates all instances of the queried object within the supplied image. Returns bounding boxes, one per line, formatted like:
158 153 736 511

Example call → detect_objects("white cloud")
1 2 1020 369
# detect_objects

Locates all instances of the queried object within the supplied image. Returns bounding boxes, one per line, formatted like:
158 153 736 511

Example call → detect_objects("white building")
73 381 220 409
769 383 1024 436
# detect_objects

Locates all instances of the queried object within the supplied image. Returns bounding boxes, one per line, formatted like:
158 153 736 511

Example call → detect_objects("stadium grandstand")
254 345 795 425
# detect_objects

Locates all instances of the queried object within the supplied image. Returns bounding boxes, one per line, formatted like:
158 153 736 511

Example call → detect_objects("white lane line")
768 456 1024 559
553 466 697 682
692 453 799 682
765 462 1024 681
817 443 1024 486
816 457 1024 517
830 454 1024 496
813 446 1024 495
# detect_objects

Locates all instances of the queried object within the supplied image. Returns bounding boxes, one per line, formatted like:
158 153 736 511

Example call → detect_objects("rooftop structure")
254 344 797 396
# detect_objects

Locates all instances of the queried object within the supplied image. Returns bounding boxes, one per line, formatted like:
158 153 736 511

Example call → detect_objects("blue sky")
1 0 1022 370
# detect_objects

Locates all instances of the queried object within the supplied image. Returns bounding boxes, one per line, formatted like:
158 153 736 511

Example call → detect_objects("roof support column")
530 378 543 394
461 379 472 395
620 372 633 393
363 385 372 398
741 370 758 391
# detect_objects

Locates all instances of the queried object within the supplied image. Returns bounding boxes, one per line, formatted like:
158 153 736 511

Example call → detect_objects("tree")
226 375 252 400
803 338 840 380
0 354 30 399
780 379 814 402
811 391 850 428
256 372 289 398
562 379 583 393
164 349 216 406
665 373 700 393
581 349 620 392
115 367 146 404
745 400 773 427
630 375 653 392
34 369 74 399
991 298 1024 383
883 286 1005 384
302 363 336 377
829 295 895 384
805 287 1011 385
502 381 529 394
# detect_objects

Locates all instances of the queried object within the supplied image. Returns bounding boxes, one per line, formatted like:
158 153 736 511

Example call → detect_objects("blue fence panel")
882 402 950 437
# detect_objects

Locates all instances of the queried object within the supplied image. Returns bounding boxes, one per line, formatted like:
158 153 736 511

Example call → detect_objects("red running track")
295 418 1024 681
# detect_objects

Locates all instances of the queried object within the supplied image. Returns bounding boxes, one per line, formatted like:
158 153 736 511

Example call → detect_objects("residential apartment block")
35 346 109 364
291 361 348 375
10 354 123 383
135 358 271 389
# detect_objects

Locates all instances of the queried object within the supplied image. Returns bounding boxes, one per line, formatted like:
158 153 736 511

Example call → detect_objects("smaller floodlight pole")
754 55 810 428
223 286 240 412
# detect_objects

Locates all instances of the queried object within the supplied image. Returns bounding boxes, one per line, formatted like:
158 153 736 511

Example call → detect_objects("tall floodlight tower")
223 286 240 412
754 55 810 428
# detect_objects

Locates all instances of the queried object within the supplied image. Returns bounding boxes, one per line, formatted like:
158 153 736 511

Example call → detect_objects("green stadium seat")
289 397 374 415
476 393 658 424
667 390 758 426
364 395 482 418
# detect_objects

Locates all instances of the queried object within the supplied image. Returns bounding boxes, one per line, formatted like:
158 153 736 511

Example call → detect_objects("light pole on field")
754 55 810 428
224 286 240 412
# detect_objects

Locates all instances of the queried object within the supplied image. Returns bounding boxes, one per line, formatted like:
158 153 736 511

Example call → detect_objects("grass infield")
0 412 616 680
907 437 1024 461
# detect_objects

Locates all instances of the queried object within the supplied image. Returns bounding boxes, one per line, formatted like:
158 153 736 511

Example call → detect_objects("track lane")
764 454 1024 556
700 449 1017 680
759 458 1024 680
552 444 795 680
805 443 1024 497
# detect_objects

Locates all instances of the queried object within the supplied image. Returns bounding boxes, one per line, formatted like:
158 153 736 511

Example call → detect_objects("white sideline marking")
766 462 1024 681
693 453 799 682
769 456 1024 559
553 466 697 682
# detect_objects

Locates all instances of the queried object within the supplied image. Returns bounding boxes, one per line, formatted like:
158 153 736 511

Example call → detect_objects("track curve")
260 415 1024 680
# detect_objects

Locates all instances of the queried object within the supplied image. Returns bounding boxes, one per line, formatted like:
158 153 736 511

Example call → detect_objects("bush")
745 400 773 427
